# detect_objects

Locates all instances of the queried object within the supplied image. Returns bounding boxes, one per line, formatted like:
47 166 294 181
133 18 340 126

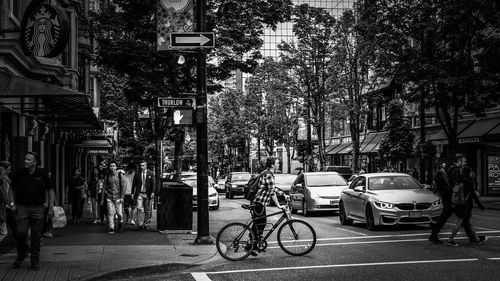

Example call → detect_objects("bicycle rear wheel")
216 222 256 261
277 219 316 256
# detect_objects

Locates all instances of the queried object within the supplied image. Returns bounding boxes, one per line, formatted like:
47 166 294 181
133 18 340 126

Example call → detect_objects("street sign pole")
194 0 213 245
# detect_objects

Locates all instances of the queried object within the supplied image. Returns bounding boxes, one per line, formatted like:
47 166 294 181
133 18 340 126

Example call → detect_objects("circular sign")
161 0 191 12
20 3 70 58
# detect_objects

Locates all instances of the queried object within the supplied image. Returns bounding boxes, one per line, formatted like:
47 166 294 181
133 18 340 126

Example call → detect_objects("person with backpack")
248 157 289 256
103 160 125 234
429 154 487 245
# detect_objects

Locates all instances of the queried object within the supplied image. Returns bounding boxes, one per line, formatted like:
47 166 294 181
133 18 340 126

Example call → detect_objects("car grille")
399 217 430 223
396 203 431 210
396 203 415 210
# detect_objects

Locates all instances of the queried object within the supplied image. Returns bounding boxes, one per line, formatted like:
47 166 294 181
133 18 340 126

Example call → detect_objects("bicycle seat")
241 204 256 210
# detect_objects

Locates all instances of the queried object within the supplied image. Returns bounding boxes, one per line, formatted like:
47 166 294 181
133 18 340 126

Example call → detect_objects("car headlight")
232 184 237 188
432 199 442 207
374 201 394 209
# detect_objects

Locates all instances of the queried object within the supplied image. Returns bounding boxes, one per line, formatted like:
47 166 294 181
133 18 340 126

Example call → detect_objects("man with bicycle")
250 157 289 255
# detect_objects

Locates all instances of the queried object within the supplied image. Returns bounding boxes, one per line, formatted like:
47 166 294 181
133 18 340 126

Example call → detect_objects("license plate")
409 211 422 218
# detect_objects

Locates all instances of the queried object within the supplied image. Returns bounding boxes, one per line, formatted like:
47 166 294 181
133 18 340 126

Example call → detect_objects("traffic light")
174 56 192 94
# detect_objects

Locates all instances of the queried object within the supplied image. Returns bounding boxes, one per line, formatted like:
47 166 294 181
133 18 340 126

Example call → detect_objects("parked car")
216 177 226 192
289 172 349 216
339 173 443 230
320 166 353 181
183 176 219 210
269 173 297 206
224 172 252 199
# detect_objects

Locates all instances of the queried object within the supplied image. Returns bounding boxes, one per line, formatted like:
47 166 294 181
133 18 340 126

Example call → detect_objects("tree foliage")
378 99 415 168
359 0 500 156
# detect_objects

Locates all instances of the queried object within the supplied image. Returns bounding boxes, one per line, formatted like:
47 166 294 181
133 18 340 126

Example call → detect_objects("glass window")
368 176 422 191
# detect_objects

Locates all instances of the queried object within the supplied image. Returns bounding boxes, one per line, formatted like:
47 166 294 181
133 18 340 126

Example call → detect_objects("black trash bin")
157 179 193 231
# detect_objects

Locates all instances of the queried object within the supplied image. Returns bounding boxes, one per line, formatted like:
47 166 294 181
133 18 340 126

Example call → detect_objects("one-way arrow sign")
170 32 215 49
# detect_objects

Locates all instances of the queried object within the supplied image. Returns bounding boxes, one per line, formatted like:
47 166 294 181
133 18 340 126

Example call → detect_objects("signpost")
170 32 215 48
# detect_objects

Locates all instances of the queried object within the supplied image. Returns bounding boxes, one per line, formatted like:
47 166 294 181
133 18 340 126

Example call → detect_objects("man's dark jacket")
132 170 156 199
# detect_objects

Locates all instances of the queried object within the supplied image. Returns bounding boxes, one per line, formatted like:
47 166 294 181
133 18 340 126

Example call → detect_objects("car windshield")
306 174 347 187
368 176 421 190
232 173 251 181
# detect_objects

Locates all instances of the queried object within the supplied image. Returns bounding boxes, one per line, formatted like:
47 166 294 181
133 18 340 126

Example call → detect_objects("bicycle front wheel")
277 219 316 256
216 222 256 261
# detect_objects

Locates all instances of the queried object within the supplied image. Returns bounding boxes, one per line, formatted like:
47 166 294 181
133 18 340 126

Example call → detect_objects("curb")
74 263 197 281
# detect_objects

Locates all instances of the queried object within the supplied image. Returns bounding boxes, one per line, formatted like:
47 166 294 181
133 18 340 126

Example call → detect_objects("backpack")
244 172 264 201
451 183 466 205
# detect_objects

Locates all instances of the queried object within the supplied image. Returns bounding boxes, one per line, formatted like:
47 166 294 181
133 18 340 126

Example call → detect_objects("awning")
0 71 101 129
427 120 474 144
327 142 351 155
362 78 393 95
338 143 353 154
457 118 500 142
76 139 112 148
360 131 388 154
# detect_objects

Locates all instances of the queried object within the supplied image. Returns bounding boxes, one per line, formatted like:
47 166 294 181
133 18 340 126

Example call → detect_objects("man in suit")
132 159 156 230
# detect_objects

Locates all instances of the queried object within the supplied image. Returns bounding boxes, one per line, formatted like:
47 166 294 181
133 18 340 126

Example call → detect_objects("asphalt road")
141 195 500 281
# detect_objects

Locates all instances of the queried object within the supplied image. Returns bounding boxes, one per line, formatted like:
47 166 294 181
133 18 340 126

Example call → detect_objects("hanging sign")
20 2 70 58
157 0 194 51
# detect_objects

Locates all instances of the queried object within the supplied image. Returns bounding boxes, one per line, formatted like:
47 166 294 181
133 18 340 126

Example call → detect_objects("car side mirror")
422 184 432 190
353 186 364 192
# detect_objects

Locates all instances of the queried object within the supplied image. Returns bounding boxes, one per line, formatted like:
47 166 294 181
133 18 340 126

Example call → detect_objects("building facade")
0 0 114 204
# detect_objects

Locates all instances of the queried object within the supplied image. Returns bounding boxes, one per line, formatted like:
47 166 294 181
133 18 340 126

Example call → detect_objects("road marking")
192 272 212 281
201 258 479 275
337 227 368 236
487 258 500 260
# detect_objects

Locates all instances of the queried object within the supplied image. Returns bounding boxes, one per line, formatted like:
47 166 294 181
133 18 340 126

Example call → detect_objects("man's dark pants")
431 202 476 242
15 204 45 264
251 203 266 238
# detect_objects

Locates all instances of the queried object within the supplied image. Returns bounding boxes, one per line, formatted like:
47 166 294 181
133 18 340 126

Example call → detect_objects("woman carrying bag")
66 167 87 223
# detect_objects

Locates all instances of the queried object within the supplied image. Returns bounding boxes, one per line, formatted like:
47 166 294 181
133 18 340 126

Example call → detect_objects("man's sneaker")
446 239 459 247
130 220 136 225
428 236 443 244
108 228 115 234
474 236 488 245
42 232 53 238
92 219 99 224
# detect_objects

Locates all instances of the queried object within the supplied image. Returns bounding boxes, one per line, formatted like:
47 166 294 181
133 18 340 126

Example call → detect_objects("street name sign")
158 97 195 107
170 32 215 49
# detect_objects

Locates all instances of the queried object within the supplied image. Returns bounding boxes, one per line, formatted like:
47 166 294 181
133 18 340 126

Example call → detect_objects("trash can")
157 179 193 231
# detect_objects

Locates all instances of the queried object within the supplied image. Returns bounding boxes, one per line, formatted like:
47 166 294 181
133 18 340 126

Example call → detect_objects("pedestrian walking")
0 161 16 238
66 167 87 223
122 163 136 225
88 167 100 224
428 153 487 245
11 152 55 271
0 161 12 237
247 156 289 256
103 160 125 234
132 159 155 230
97 163 108 224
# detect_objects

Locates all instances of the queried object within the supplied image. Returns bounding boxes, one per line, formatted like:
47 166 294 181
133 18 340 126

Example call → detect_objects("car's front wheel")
339 201 353 225
365 205 377 231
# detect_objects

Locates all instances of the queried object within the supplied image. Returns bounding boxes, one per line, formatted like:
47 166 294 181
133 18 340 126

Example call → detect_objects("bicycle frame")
245 207 291 242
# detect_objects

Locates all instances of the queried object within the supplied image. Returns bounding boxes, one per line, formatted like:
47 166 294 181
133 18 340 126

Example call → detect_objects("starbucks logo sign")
20 2 69 58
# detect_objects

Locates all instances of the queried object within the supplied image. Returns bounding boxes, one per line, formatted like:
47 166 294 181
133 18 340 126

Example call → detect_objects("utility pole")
195 0 212 244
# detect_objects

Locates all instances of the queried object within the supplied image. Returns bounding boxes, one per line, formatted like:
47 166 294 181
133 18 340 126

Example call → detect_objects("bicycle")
216 199 317 261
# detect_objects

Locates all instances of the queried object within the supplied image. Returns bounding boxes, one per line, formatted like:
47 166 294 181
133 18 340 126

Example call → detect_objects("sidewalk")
0 211 219 281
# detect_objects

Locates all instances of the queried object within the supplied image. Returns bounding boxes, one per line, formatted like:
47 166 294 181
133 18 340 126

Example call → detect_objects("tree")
93 0 294 174
279 4 337 171
245 58 299 173
328 9 374 172
359 0 500 160
378 99 415 170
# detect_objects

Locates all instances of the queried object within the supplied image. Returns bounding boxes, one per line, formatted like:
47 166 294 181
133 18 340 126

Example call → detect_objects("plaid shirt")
253 170 284 206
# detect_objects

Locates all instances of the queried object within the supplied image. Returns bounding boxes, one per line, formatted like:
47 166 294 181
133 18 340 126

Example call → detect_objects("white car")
183 176 219 210
339 173 443 230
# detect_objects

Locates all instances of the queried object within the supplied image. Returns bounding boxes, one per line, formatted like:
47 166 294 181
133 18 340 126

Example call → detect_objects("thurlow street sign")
158 97 195 107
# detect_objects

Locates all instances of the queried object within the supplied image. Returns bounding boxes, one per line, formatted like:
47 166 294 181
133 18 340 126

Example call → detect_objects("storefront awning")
338 143 353 154
457 118 500 142
0 71 101 129
360 131 388 154
327 142 351 155
427 120 474 144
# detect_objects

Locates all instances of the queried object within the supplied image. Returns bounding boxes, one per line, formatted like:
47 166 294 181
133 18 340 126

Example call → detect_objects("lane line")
265 230 500 244
337 227 368 236
266 235 500 249
487 258 500 260
192 272 212 281
201 258 479 275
